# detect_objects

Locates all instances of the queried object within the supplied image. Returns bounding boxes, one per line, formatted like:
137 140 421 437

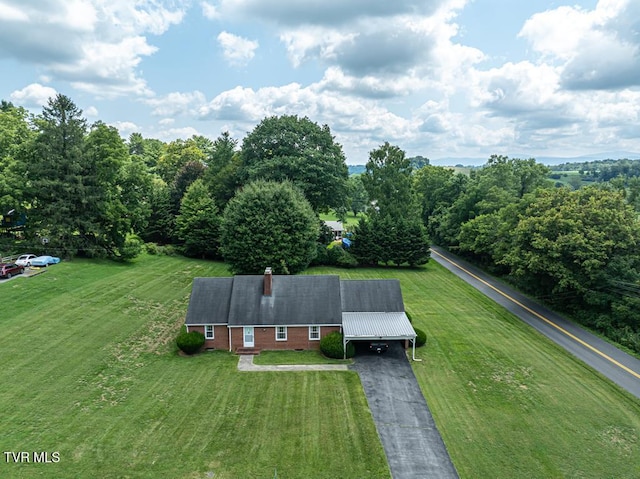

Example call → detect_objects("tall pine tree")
28 94 88 256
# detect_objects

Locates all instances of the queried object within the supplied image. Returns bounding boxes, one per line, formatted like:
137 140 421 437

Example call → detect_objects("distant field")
1 256 639 478
319 211 363 227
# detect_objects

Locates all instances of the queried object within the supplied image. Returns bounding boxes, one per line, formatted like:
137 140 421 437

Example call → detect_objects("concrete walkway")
237 354 350 371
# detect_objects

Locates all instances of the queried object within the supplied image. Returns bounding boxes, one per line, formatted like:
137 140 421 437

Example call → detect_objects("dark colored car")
369 341 389 354
0 263 25 279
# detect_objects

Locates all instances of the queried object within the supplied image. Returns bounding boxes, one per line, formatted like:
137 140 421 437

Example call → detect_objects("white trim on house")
186 322 227 326
204 324 214 340
309 325 320 340
341 312 417 360
275 326 287 341
226 324 337 329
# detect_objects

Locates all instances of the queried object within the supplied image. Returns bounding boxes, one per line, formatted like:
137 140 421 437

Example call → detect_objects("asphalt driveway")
350 342 459 479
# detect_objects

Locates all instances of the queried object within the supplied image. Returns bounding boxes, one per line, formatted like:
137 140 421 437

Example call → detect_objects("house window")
309 326 320 340
204 325 214 340
276 326 287 341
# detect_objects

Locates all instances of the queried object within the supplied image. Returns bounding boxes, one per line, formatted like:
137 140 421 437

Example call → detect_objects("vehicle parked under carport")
369 341 389 353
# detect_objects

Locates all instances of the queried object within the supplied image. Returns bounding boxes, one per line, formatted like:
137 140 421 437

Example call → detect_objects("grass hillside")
308 264 640 479
0 256 388 479
1 256 639 478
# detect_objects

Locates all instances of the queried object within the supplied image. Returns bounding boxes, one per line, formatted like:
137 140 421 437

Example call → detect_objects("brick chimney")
263 267 273 296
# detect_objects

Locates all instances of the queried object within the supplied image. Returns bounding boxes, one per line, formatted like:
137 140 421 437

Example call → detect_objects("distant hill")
348 156 431 175
430 152 640 167
348 152 640 172
348 165 366 175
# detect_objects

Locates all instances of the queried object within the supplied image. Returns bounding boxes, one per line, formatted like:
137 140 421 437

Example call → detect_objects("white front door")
243 327 254 347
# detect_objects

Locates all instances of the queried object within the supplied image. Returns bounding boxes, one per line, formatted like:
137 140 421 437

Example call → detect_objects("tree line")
1 94 638 352
0 94 427 271
417 155 640 353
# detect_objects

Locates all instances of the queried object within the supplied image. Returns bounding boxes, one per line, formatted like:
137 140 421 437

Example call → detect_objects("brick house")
185 267 418 357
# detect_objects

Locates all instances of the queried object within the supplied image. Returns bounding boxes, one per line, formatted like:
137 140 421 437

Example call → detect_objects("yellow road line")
432 249 640 381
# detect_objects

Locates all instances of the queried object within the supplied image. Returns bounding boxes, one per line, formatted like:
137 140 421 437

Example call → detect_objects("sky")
1 0 639 165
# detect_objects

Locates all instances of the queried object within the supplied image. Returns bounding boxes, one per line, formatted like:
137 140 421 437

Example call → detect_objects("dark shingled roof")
340 279 405 312
184 275 406 327
185 277 233 325
228 275 342 326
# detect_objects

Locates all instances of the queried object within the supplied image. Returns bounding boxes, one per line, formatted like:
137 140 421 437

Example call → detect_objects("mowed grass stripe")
404 262 640 479
2 257 639 478
306 263 640 478
0 257 389 479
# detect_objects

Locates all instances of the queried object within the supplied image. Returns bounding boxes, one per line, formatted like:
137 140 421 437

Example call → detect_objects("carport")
342 312 417 360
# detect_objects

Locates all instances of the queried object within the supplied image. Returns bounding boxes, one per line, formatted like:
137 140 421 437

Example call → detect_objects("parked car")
369 341 389 354
0 263 25 279
30 255 61 267
16 254 37 267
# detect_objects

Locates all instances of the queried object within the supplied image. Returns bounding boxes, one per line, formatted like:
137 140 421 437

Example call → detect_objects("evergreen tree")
176 179 220 258
221 180 318 274
27 94 89 256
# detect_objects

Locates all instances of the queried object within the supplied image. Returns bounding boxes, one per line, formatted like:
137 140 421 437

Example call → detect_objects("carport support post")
412 338 416 361
343 336 346 360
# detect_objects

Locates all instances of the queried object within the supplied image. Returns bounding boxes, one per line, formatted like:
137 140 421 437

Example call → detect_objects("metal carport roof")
342 312 417 359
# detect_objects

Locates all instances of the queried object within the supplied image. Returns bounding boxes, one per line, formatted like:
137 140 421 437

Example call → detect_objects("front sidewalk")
237 354 350 372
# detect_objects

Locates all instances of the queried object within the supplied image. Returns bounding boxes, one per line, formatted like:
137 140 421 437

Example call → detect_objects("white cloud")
0 0 187 97
110 120 138 135
201 1 219 20
519 0 640 90
0 2 28 21
9 83 57 107
217 0 446 26
146 91 207 117
55 36 157 97
195 82 418 161
317 66 425 98
85 105 99 117
217 31 258 66
157 126 201 142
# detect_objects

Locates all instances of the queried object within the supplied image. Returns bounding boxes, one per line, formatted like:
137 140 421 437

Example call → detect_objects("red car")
0 263 24 279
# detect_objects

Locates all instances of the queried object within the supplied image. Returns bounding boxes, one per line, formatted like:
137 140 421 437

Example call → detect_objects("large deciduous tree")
221 180 318 274
346 175 368 217
156 138 206 184
0 101 33 215
361 142 416 218
502 186 640 311
240 115 348 212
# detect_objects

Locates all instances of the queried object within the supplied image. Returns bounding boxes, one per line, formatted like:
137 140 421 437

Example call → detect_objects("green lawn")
0 257 388 479
253 350 351 365
1 256 639 478
319 211 363 227
309 264 640 478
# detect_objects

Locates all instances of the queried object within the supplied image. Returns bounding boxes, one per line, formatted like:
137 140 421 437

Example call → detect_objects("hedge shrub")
320 331 355 359
176 330 205 355
414 327 427 347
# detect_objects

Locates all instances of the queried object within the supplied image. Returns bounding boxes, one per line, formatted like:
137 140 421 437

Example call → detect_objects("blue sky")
1 0 638 164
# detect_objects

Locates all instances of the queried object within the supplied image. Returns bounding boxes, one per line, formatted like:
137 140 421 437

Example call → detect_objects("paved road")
431 246 640 400
351 342 459 479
